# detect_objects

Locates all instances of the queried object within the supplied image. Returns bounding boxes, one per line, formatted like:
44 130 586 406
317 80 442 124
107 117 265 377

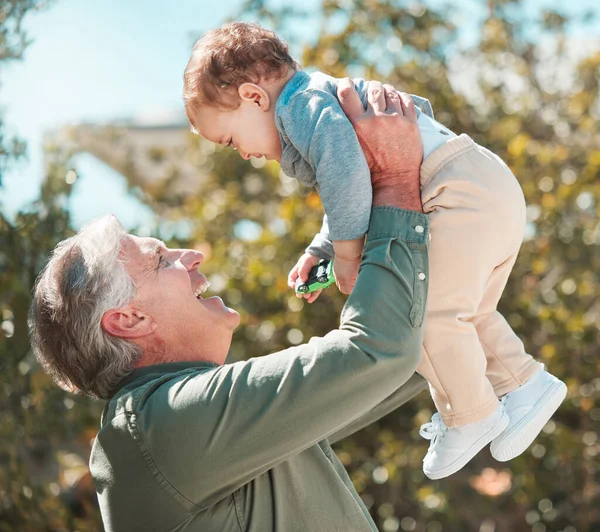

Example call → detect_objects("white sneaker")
420 403 509 480
490 369 567 462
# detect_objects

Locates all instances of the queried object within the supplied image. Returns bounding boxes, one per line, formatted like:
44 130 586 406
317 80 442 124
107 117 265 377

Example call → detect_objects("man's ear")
238 83 271 111
101 307 156 339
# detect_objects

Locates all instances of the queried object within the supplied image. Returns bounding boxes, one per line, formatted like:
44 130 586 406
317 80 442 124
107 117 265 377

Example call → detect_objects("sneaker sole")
490 379 567 462
424 411 510 480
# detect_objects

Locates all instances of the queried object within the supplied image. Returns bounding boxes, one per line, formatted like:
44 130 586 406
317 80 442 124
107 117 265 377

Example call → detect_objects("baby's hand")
287 253 323 303
333 257 360 295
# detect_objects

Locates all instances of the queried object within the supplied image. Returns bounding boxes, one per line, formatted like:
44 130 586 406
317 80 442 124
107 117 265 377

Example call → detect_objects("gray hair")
28 214 141 399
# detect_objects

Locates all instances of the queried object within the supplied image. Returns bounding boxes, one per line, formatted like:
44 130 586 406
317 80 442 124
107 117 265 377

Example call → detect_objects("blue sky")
1 0 238 228
1 0 598 230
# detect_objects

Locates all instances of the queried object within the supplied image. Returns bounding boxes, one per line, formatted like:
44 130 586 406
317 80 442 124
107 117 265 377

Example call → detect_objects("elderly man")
29 82 429 532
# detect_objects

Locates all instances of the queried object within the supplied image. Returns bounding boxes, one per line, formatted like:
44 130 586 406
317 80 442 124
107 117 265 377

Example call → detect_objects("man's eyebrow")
139 239 167 275
141 239 166 258
153 240 167 255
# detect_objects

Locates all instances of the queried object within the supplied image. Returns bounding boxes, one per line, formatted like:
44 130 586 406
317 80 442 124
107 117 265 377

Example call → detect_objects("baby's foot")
420 403 509 480
490 370 567 462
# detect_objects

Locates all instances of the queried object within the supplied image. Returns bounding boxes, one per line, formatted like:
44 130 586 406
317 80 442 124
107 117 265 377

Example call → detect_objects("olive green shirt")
90 207 429 532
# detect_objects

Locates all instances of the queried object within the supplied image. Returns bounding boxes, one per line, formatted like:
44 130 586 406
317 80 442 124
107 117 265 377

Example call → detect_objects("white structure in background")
45 119 208 198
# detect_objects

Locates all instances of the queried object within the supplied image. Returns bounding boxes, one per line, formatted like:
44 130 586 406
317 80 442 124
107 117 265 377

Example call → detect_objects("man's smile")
193 277 210 299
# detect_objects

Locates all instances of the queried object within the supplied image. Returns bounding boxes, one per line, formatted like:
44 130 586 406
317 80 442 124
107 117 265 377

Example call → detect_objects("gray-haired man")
29 82 429 531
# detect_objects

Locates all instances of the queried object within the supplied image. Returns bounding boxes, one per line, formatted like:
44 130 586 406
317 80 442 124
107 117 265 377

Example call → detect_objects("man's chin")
229 308 241 329
203 296 240 325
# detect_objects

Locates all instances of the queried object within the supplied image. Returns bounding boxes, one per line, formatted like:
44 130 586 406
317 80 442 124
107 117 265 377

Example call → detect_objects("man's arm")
337 79 424 212
138 85 428 509
140 208 428 508
301 83 431 262
325 81 428 445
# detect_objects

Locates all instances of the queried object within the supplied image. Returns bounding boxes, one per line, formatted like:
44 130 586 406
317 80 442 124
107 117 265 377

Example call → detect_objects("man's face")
193 102 283 162
120 235 240 362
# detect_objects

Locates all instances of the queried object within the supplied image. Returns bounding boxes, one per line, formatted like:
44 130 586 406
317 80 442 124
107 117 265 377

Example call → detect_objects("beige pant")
419 134 542 427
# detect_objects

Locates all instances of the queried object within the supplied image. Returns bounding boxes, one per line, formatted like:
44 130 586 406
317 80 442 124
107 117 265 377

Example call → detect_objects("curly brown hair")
183 22 298 129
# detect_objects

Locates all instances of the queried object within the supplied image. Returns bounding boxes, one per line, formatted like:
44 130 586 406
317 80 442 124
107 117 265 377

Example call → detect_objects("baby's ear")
238 83 271 111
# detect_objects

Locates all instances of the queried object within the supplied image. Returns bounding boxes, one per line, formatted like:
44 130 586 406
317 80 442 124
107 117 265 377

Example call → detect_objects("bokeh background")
1 0 600 530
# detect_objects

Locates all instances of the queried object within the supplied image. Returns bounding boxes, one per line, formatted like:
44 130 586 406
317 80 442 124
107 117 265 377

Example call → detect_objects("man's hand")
287 253 323 303
337 79 423 212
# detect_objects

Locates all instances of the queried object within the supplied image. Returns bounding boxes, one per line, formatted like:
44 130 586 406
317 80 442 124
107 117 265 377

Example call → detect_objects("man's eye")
158 256 170 268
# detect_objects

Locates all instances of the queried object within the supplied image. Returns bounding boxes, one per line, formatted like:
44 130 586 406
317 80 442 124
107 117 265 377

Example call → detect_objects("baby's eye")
227 139 237 151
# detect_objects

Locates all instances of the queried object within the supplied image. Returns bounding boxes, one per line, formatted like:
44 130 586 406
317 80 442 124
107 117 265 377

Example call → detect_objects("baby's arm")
280 89 372 294
332 238 364 294
305 215 335 260
305 215 363 293
291 215 362 298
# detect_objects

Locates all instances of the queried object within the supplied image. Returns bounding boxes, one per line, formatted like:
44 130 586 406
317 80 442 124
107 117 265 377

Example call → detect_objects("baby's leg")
471 249 541 398
417 135 565 478
419 135 528 429
472 253 566 462
418 217 498 428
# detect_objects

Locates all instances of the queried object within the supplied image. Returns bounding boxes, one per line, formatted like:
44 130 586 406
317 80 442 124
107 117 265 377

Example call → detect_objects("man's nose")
180 250 204 270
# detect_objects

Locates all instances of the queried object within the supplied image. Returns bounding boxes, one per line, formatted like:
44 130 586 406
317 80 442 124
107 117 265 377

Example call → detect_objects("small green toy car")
295 259 336 294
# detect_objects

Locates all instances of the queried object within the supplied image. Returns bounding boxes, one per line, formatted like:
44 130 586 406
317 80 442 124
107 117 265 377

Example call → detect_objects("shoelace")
419 412 448 446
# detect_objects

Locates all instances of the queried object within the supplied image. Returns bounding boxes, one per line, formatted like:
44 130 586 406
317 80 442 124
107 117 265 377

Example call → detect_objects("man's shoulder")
95 364 227 481
91 365 228 526
104 364 220 422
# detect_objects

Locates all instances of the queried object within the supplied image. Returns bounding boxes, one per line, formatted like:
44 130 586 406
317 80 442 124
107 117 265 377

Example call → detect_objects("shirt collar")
275 70 310 114
111 360 220 397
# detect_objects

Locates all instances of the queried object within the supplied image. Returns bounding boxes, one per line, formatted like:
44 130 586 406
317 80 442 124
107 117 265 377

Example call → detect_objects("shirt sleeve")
305 214 334 260
138 207 429 509
279 89 372 242
410 93 435 119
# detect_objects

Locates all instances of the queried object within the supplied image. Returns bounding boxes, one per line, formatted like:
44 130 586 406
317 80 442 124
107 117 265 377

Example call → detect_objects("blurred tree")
0 0 39 185
2 0 599 530
0 1 103 530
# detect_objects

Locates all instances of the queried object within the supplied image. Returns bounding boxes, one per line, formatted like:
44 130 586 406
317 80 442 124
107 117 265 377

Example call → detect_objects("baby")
183 22 567 480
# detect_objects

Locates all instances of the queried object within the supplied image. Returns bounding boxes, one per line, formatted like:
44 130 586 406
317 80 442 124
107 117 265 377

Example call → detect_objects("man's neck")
133 335 230 369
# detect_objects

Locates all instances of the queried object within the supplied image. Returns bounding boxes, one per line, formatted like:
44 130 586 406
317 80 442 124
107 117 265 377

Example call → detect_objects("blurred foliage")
0 0 45 185
2 0 600 531
0 144 102 531
1 1 102 530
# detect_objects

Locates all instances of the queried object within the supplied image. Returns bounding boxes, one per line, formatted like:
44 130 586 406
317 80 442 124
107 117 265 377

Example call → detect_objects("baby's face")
193 101 283 162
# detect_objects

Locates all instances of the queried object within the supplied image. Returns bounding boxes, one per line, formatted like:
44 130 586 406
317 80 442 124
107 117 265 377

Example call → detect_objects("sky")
1 0 598 230
0 0 238 229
